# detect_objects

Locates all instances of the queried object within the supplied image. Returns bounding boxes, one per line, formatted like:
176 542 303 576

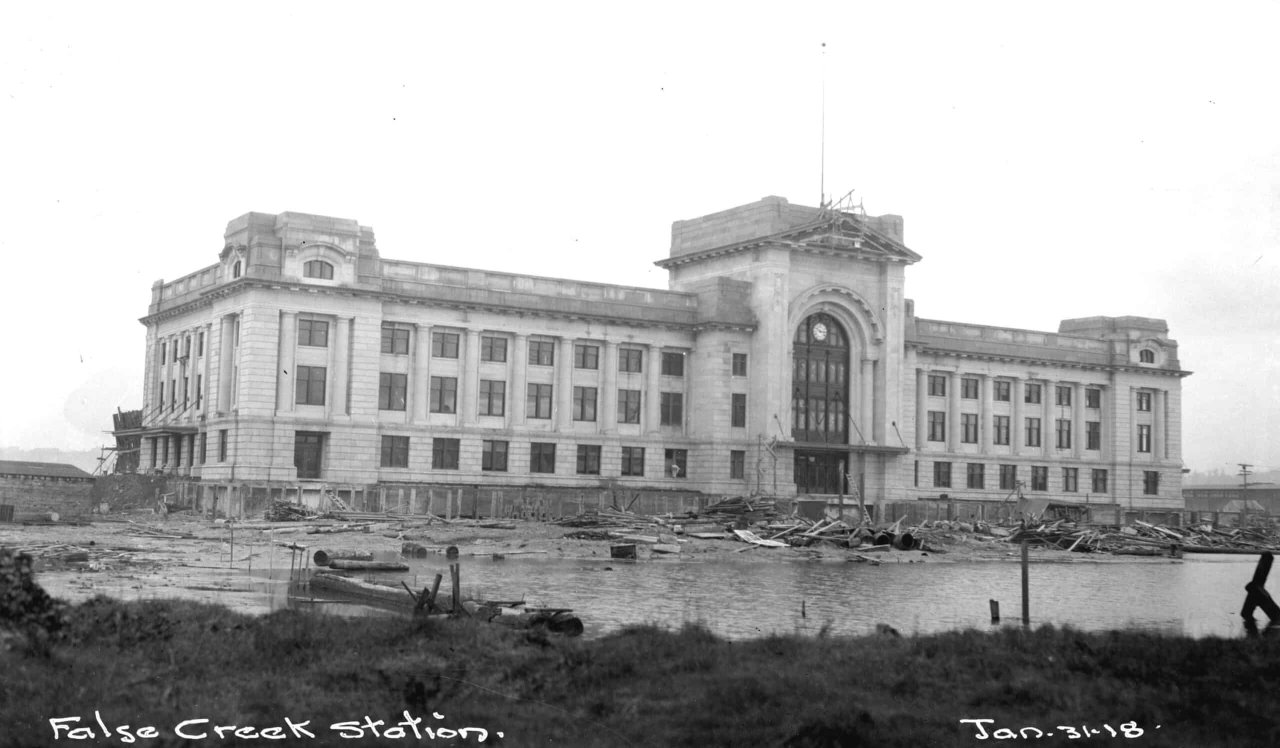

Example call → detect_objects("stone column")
915 368 928 450
646 343 662 434
556 338 574 430
947 371 961 451
602 341 618 435
861 359 875 444
1012 378 1024 456
511 334 527 424
462 329 481 424
1042 379 1053 455
1153 389 1165 461
330 317 350 416
411 324 431 422
1072 382 1084 458
277 311 297 413
217 315 236 412
980 375 992 455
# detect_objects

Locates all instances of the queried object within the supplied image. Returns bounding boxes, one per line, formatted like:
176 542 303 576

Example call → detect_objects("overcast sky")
2 2 1277 474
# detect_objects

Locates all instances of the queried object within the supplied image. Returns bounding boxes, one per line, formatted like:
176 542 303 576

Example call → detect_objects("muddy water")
289 554 1258 639
37 552 1262 639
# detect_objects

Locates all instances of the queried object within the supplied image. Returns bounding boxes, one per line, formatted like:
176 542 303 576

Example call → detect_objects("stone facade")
125 197 1189 512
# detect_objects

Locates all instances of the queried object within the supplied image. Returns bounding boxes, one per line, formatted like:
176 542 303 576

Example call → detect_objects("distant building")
1183 485 1280 518
0 460 95 521
123 197 1189 515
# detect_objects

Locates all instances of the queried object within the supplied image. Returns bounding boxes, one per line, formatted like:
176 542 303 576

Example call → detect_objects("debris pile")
264 501 321 522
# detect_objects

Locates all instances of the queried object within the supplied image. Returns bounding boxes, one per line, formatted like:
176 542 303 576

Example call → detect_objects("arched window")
792 313 849 444
1139 349 1155 364
232 260 242 279
304 259 334 279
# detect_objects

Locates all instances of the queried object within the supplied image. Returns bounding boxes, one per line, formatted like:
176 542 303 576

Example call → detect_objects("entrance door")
794 450 848 494
294 432 324 479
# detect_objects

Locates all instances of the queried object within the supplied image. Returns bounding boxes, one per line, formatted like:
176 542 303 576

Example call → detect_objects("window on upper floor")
1137 392 1152 412
928 375 946 397
381 324 410 355
379 373 407 411
298 318 329 347
732 393 747 428
1139 349 1155 364
303 260 334 280
618 389 641 424
1024 383 1042 404
431 332 459 359
619 348 643 373
1143 470 1160 495
481 336 508 363
927 411 946 441
430 376 457 414
994 380 1011 402
661 351 685 377
295 366 326 405
732 353 748 377
527 383 553 419
479 380 506 417
961 378 979 399
660 392 683 426
573 386 598 422
1086 388 1101 409
1055 386 1071 406
232 260 242 278
528 339 555 366
574 344 599 370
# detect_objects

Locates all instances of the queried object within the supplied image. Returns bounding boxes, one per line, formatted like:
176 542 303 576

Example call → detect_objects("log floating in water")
326 559 409 571
313 549 374 566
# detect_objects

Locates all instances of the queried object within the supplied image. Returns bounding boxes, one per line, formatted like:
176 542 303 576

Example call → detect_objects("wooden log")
327 559 409 571
313 549 373 566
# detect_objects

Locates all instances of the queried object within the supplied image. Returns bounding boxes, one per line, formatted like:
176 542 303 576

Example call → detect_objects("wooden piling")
1021 541 1030 627
1242 551 1280 635
990 599 1000 624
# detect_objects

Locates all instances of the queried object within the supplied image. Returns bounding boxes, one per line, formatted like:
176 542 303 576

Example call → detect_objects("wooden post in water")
990 599 1000 624
1242 551 1280 636
1021 541 1030 627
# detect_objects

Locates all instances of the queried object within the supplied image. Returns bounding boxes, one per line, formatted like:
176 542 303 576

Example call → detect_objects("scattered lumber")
264 500 319 522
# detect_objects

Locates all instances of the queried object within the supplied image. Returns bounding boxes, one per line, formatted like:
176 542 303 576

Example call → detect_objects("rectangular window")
933 461 952 488
530 442 556 473
619 348 643 373
664 448 688 478
994 380 1011 402
482 440 508 472
527 383 553 419
994 415 1011 446
1000 464 1017 491
481 336 508 363
573 386 598 421
1063 467 1078 493
927 411 946 442
1025 417 1041 447
430 376 457 414
431 331 459 358
576 444 602 475
479 380 506 417
731 393 747 428
574 344 599 370
218 430 228 462
381 324 410 355
928 374 947 397
160 341 166 364
730 450 746 479
158 380 164 411
1137 391 1152 412
528 339 555 366
298 318 329 347
661 351 685 376
1056 419 1072 449
197 331 205 356
1137 424 1152 453
962 413 978 443
1143 470 1160 495
732 353 748 376
172 340 179 362
967 463 985 489
295 366 326 405
1092 468 1109 494
1031 466 1048 491
431 438 460 469
961 378 979 399
621 446 645 477
1055 386 1072 406
1086 388 1101 409
380 435 409 468
1086 421 1101 450
378 372 408 411
1024 383 1042 404
169 380 176 410
660 392 683 426
618 389 641 424
183 376 189 409
195 374 203 410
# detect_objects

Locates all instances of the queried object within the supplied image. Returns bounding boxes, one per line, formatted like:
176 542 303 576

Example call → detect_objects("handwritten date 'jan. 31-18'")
960 719 1161 740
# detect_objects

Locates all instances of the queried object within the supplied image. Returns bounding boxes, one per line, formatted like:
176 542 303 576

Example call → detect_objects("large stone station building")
121 196 1189 519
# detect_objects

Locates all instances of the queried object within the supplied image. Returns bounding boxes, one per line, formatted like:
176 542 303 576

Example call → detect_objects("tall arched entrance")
792 312 850 494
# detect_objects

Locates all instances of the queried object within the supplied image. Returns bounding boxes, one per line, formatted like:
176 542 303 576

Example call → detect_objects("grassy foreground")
2 596 1279 747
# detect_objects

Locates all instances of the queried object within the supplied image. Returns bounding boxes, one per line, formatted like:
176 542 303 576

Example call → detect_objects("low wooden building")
0 460 95 521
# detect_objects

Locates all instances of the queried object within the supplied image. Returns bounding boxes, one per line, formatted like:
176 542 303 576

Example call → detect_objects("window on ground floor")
967 463 984 489
664 449 687 479
381 435 409 468
933 461 952 488
432 438 459 470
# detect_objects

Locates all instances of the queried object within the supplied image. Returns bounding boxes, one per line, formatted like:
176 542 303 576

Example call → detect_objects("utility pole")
1239 463 1253 528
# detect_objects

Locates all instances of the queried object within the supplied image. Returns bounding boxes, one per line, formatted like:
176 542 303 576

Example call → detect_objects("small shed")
0 460 95 521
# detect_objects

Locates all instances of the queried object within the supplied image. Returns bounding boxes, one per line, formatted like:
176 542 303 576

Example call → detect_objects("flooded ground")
5 517 1265 639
